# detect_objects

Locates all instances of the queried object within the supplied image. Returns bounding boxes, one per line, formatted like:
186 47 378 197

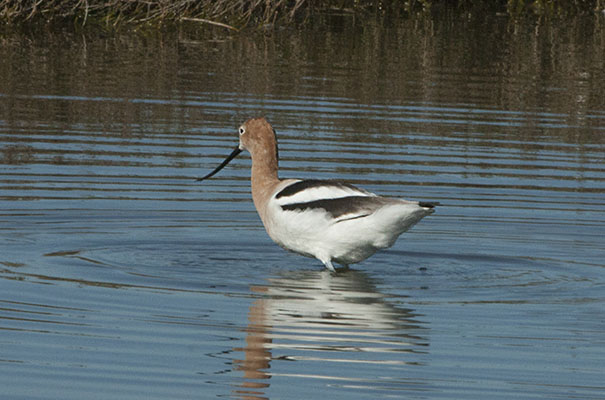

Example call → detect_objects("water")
1 12 605 399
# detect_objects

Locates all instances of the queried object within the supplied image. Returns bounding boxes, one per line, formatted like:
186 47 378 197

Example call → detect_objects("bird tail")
419 201 440 209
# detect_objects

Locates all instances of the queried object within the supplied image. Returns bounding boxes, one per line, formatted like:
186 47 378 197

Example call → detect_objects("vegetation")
0 0 603 29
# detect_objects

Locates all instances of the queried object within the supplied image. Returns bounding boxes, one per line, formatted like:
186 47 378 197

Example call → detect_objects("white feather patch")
273 179 375 206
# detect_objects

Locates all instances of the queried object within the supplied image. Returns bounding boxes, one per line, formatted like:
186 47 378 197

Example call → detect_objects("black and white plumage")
198 117 437 272
266 178 435 271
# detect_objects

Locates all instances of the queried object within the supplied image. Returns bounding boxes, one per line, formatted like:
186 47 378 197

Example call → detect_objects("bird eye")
239 127 245 135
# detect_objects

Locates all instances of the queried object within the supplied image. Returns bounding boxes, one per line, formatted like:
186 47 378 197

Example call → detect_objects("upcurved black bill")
197 146 242 181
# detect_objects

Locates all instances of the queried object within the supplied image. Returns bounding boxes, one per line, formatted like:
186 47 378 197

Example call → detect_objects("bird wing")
274 179 374 202
274 179 383 222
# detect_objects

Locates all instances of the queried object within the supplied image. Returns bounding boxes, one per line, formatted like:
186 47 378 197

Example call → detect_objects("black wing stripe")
280 196 384 219
335 213 372 223
275 179 366 199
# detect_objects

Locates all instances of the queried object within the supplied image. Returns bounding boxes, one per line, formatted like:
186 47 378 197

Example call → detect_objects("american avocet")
198 117 437 272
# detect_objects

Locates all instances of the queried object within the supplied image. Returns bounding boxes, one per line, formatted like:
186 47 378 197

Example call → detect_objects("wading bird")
198 117 436 271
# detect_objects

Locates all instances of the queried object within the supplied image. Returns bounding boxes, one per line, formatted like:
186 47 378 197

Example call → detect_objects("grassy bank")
0 0 603 29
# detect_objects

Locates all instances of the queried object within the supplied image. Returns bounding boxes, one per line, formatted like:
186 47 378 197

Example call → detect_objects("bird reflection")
232 269 428 399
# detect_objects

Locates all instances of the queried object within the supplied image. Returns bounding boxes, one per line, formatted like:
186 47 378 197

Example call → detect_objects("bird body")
198 117 436 271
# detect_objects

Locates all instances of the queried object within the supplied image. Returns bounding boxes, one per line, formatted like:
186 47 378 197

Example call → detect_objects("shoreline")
1 0 603 30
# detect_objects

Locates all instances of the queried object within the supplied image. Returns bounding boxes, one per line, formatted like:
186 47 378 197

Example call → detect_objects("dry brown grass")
0 0 602 29
0 0 311 28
